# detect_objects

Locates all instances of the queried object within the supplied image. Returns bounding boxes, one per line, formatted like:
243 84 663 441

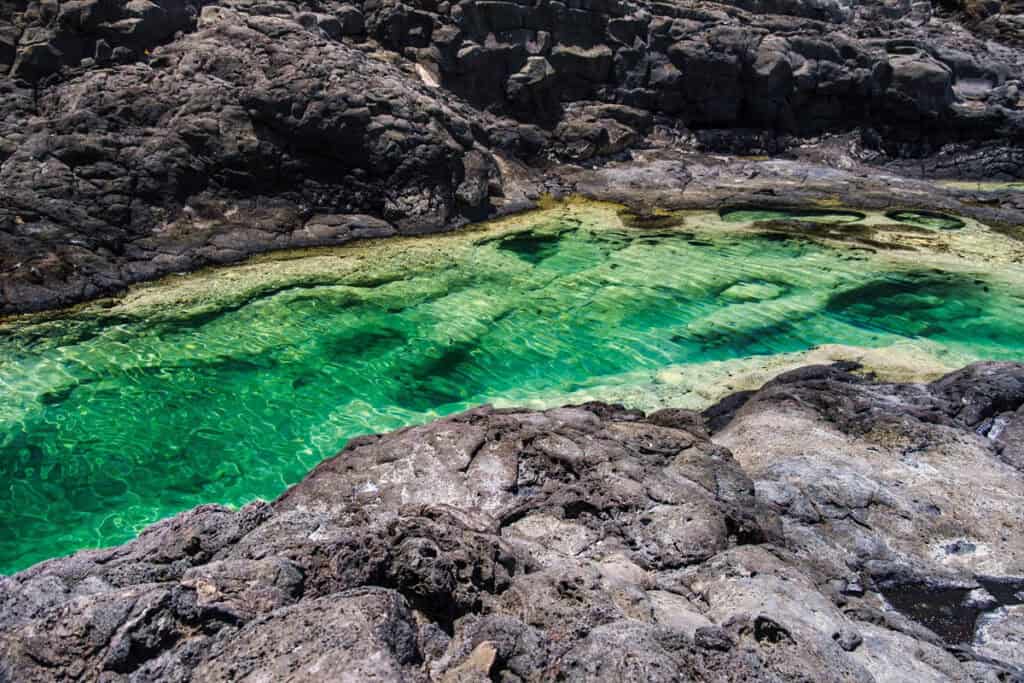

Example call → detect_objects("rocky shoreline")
2 361 1023 681
4 0 1024 314
4 0 1024 678
4 148 1024 317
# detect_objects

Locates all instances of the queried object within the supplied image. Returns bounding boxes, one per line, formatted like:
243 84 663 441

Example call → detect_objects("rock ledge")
2 361 1024 681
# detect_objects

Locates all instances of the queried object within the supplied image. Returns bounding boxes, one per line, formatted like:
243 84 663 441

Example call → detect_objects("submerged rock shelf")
1 202 1023 573
884 210 967 231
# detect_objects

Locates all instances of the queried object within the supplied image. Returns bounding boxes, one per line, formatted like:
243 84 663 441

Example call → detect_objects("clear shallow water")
2 208 1024 573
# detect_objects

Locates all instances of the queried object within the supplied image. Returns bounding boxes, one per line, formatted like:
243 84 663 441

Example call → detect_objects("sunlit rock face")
2 202 1023 574
3 0 1024 676
1 361 1023 681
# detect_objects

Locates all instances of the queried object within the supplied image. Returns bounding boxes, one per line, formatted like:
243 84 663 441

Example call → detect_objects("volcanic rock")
4 0 1024 314
2 362 1023 680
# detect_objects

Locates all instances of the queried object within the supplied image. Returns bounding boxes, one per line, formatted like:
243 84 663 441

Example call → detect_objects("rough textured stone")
2 362 1024 680
4 0 1024 314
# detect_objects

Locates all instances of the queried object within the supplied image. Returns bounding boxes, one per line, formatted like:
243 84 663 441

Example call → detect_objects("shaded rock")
549 43 614 93
506 56 560 124
4 0 1024 313
884 54 955 119
192 589 422 682
336 4 366 36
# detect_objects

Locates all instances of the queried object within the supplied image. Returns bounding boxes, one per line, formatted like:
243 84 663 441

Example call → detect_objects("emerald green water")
2 208 1024 573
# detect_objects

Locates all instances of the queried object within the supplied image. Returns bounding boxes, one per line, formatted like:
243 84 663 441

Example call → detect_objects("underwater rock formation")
2 361 1023 681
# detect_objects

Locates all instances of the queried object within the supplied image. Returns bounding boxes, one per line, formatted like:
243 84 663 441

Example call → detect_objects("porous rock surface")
2 361 1023 681
4 0 1024 313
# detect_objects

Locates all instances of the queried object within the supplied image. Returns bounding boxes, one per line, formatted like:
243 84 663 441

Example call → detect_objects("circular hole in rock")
886 42 921 56
885 210 965 231
719 207 866 225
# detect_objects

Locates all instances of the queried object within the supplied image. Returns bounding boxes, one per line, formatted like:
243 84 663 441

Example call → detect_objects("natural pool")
2 201 1024 573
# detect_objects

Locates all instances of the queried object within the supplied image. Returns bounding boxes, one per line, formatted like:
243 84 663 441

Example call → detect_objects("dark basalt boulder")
7 0 202 80
3 0 1024 314
0 2 519 313
2 362 1024 680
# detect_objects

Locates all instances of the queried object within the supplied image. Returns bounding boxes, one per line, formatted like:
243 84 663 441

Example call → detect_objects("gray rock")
3 364 1024 679
712 361 1024 676
974 605 1024 666
193 589 423 682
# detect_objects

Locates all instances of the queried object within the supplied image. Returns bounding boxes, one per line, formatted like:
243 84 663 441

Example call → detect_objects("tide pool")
1 202 1022 573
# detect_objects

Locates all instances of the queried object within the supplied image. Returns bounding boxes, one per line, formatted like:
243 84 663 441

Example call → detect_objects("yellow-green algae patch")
2 198 1024 573
494 340 968 413
4 199 1019 329
937 180 1024 192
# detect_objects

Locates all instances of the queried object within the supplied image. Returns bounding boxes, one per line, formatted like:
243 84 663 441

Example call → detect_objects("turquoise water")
2 210 1023 573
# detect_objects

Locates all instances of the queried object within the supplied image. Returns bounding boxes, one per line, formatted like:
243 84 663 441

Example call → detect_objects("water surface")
2 204 1023 573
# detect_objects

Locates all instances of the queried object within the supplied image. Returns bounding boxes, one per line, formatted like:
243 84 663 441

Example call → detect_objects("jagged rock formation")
2 0 1024 313
2 361 1023 681
4 2 1024 679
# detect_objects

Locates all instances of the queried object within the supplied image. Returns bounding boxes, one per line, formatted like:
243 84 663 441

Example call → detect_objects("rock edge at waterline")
2 361 1023 681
